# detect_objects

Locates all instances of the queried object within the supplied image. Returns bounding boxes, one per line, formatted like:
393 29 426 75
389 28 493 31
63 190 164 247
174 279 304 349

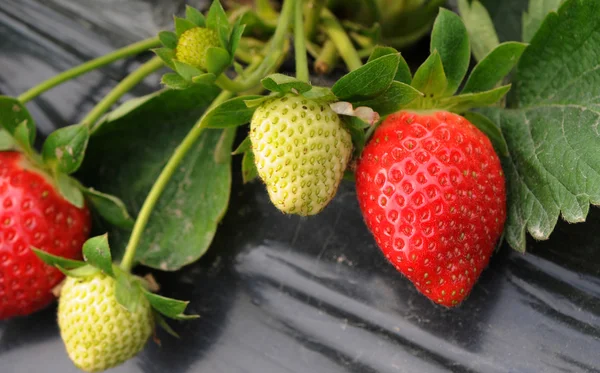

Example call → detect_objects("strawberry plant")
0 0 599 370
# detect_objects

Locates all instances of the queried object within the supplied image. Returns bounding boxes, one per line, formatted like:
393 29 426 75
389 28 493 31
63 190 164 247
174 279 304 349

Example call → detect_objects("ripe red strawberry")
0 151 91 319
356 111 506 306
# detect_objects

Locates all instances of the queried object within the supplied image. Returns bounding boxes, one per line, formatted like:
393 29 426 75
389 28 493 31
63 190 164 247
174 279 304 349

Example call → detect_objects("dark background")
1 1 599 372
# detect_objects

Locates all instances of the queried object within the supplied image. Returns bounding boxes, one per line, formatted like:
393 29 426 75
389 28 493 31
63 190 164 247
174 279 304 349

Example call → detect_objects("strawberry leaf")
232 136 251 155
153 48 176 70
462 42 527 94
13 120 35 155
0 129 15 151
54 172 85 208
42 124 89 174
141 288 198 320
351 82 423 116
367 46 412 84
173 60 204 81
457 0 500 62
228 18 246 58
522 0 563 43
114 267 145 313
241 150 258 184
332 54 400 100
483 0 600 251
462 111 509 156
205 47 231 75
185 5 206 28
439 85 511 113
77 85 234 270
82 234 114 277
161 73 192 90
261 74 312 94
202 95 262 128
56 264 100 278
411 50 447 98
0 96 36 150
154 312 180 338
301 86 337 102
158 31 178 49
83 188 135 229
31 248 86 269
206 0 230 49
430 8 470 96
174 17 197 37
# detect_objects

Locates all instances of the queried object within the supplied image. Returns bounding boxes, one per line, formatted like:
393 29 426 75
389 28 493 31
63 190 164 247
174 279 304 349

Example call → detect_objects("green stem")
305 0 325 41
215 0 295 92
80 56 164 131
314 39 339 74
18 37 160 103
119 89 233 273
294 0 309 82
119 56 263 273
321 9 363 71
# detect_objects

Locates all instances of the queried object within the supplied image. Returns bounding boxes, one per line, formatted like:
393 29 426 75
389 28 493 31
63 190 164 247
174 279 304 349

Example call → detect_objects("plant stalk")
18 37 160 103
321 9 362 71
294 0 310 82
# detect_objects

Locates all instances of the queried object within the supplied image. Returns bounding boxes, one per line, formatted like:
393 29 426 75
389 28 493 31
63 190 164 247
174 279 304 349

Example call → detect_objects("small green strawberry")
250 93 353 215
58 273 153 372
175 27 220 70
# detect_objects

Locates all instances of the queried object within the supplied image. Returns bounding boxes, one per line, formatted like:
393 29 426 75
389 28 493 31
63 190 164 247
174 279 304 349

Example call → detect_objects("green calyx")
175 27 220 70
154 1 246 90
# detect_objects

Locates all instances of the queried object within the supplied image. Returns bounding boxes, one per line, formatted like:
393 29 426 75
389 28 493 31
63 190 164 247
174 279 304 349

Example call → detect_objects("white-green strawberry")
175 27 220 70
58 273 153 372
250 93 353 215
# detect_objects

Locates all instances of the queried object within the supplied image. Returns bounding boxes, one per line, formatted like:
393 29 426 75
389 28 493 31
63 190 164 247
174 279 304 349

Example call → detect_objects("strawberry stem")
294 0 310 82
321 8 363 71
81 57 164 132
305 0 325 41
18 37 160 103
315 39 339 74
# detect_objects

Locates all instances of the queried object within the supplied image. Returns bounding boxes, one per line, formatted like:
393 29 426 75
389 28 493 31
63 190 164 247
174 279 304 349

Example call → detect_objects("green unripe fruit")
58 273 153 372
175 27 220 70
250 93 353 216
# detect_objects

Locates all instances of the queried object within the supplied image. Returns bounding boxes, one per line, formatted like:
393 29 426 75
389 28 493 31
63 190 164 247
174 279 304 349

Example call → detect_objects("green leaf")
57 264 100 278
202 95 262 128
174 17 197 37
31 248 86 269
173 60 204 81
82 234 114 276
205 47 231 75
261 74 312 94
114 267 144 313
206 0 230 48
214 127 236 164
42 124 89 174
479 0 528 43
332 54 400 100
192 73 217 85
458 0 500 62
430 8 470 96
301 87 337 102
351 82 423 116
55 172 85 208
142 288 198 320
462 42 528 94
185 5 206 28
0 96 35 149
232 136 251 155
158 31 178 49
229 18 246 57
77 85 234 270
462 111 509 156
343 117 367 156
241 150 258 184
367 46 412 84
13 120 34 154
244 96 272 108
438 85 511 113
482 0 600 251
154 312 180 338
411 51 447 98
0 129 15 151
83 188 135 229
153 48 176 70
522 0 563 43
161 73 192 90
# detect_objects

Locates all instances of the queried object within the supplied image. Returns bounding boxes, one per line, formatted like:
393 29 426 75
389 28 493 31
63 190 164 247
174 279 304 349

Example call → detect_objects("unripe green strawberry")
58 273 153 372
175 27 220 70
250 94 353 215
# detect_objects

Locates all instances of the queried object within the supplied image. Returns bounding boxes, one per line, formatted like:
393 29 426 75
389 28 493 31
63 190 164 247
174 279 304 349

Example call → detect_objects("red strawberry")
356 111 506 306
0 151 91 319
